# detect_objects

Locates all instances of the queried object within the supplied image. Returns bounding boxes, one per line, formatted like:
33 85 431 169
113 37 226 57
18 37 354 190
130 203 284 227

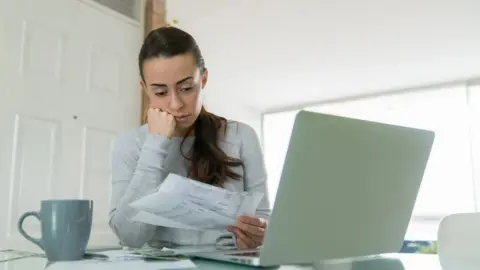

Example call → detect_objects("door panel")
0 0 142 252
69 2 142 248
0 0 76 252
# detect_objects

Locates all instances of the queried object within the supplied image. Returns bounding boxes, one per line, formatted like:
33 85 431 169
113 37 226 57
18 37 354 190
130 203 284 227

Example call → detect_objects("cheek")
147 96 168 109
185 91 202 109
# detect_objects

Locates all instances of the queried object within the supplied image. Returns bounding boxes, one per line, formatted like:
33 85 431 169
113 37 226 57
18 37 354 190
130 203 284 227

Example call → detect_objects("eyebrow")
149 76 193 88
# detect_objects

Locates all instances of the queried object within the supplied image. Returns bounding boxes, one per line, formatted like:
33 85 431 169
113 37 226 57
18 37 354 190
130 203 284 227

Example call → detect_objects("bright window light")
262 83 480 241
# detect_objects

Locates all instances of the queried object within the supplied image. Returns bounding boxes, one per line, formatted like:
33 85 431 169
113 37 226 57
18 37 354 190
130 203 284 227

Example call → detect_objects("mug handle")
17 211 44 250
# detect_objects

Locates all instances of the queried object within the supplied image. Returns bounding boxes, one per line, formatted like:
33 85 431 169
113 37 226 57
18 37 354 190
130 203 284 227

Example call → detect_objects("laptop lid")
259 110 435 266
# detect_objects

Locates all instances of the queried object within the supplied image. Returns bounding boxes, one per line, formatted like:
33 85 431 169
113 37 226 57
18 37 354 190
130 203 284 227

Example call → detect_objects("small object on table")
0 249 44 263
83 252 110 261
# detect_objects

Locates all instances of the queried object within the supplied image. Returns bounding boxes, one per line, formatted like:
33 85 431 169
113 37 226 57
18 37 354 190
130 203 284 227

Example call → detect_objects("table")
1 252 445 270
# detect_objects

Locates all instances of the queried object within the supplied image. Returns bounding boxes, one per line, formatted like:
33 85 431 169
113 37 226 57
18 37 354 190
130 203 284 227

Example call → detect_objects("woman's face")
140 53 207 132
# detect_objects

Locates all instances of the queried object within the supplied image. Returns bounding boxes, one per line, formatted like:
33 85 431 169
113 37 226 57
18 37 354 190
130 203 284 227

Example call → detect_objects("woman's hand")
147 108 176 138
227 216 267 249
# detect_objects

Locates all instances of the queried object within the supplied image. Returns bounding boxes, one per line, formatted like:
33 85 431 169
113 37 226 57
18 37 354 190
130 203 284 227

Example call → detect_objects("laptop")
194 110 435 267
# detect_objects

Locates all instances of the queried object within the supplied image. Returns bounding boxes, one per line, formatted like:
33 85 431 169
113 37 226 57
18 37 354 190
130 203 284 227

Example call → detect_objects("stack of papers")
47 249 196 270
130 174 264 230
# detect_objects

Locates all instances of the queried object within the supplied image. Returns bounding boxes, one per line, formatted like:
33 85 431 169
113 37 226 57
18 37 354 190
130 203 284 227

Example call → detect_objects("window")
468 84 480 209
263 83 480 240
263 110 299 205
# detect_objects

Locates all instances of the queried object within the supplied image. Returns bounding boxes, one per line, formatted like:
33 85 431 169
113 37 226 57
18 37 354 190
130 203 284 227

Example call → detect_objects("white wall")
165 1 263 135
166 0 480 114
204 91 262 137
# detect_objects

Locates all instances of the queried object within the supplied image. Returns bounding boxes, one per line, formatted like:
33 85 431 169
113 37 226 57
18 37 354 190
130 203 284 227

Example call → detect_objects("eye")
155 91 167 97
181 87 193 92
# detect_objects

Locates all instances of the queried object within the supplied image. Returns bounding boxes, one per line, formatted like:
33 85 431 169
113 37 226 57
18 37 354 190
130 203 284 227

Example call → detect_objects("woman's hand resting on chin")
227 216 267 249
147 108 176 138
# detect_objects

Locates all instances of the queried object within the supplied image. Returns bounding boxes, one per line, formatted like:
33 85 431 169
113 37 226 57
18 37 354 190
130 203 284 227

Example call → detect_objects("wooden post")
141 0 167 124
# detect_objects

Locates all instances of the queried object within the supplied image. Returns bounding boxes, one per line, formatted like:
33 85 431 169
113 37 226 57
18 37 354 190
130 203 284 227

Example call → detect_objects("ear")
140 79 147 91
140 79 152 101
201 68 208 89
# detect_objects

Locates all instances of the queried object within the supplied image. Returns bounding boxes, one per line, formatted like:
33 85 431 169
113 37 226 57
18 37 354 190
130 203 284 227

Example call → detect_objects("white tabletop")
1 253 447 270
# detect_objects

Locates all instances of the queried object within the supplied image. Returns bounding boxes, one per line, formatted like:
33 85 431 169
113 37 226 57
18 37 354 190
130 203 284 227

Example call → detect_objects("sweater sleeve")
238 124 272 220
109 131 171 248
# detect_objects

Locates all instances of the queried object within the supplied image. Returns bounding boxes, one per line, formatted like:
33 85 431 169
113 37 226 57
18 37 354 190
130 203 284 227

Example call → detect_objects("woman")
109 26 271 250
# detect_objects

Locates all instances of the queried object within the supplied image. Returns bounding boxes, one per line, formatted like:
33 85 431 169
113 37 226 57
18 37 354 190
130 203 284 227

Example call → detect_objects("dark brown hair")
138 26 243 186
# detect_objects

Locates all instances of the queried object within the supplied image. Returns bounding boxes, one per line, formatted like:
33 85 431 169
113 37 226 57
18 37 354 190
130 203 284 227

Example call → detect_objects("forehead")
142 54 198 83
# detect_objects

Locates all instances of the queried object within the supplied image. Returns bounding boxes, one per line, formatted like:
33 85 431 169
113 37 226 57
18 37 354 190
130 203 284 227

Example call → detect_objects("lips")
174 115 189 123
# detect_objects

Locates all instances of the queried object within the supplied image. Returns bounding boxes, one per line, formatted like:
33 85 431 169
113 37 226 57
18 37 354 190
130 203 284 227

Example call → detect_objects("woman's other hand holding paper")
227 216 267 249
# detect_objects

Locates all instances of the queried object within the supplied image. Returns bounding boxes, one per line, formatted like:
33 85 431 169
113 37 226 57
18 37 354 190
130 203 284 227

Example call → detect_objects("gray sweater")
109 120 271 248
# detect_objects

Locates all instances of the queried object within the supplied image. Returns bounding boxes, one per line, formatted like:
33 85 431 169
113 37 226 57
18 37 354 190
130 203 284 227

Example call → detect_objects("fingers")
237 216 267 228
228 226 257 249
235 222 265 237
236 237 249 249
147 107 162 119
148 108 183 119
243 231 263 246
234 217 267 237
146 108 177 137
166 113 175 121
148 108 172 120
227 225 264 248
149 107 164 114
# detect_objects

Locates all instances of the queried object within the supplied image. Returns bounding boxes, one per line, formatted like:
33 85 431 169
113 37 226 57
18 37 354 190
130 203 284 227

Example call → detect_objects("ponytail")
181 107 243 186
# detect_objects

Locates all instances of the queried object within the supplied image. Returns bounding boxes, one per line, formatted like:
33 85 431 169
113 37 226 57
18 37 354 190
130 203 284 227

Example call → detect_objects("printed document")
129 173 264 230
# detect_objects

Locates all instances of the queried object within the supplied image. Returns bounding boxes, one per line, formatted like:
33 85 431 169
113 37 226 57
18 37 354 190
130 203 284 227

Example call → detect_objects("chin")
176 122 194 132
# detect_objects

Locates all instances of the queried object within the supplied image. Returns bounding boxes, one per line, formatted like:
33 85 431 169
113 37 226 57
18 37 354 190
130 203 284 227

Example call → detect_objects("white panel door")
0 0 142 253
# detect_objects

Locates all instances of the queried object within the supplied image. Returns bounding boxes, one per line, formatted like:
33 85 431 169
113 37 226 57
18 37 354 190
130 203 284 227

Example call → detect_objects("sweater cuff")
137 133 171 169
142 133 171 151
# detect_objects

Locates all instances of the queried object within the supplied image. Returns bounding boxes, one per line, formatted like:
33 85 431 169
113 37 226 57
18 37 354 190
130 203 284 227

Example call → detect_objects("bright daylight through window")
263 83 480 241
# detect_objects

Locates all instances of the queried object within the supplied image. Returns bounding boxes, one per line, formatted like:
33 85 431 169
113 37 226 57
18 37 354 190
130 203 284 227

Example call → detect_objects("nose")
169 92 184 111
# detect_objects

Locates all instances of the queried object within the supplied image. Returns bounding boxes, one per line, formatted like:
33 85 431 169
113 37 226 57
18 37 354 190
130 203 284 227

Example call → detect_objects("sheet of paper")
132 211 200 230
158 173 264 218
46 249 196 270
131 191 236 230
129 173 264 230
236 191 265 217
47 259 196 270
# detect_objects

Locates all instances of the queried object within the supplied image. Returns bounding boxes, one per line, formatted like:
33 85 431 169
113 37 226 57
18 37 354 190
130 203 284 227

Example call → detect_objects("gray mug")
17 199 93 262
